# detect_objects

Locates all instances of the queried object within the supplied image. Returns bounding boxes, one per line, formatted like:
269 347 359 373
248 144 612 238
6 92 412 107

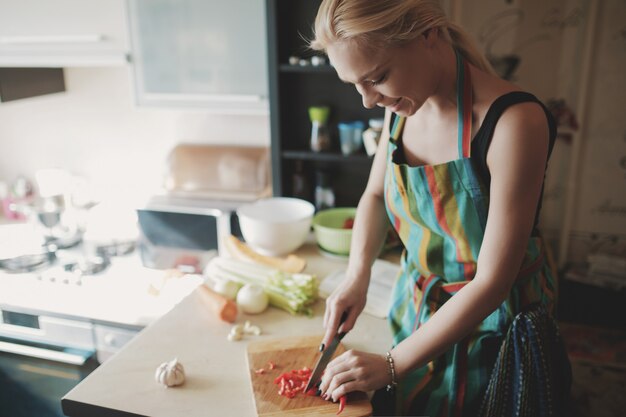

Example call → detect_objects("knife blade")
304 330 347 392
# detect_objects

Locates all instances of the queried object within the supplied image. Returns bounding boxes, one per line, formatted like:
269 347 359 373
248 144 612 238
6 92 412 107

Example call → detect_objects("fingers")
319 356 353 400
328 380 359 402
319 351 390 402
319 353 365 402
339 309 357 335
321 307 342 350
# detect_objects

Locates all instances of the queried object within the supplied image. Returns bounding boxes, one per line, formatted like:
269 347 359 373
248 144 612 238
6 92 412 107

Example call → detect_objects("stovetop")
0 227 203 327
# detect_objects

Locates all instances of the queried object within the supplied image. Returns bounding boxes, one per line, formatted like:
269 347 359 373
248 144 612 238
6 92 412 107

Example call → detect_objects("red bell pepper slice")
337 395 346 415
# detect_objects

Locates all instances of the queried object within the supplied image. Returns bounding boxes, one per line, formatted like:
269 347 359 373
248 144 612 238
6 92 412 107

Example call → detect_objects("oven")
0 309 100 417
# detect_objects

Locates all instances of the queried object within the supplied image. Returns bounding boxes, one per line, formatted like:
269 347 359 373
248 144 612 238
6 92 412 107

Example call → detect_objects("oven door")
0 336 99 417
0 309 99 417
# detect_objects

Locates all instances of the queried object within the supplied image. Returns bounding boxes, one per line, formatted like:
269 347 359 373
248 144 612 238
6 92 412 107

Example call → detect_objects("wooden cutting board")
246 335 372 417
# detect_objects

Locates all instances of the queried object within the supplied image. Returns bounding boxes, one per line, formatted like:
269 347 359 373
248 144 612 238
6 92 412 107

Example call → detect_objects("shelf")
268 0 375 205
279 64 335 74
282 150 373 163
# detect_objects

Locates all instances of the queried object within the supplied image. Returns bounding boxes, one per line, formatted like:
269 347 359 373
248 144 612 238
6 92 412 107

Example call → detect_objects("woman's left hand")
319 349 389 402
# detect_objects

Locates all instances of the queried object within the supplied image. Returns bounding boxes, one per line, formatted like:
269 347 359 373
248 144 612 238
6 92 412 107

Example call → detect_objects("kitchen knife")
304 331 347 392
304 312 348 392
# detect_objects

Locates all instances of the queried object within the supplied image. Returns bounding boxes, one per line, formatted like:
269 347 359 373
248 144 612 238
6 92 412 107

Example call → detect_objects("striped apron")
382 52 559 416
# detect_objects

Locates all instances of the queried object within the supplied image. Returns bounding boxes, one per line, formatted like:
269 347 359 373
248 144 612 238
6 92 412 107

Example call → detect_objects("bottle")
292 160 311 200
314 171 335 211
308 106 331 152
362 118 384 156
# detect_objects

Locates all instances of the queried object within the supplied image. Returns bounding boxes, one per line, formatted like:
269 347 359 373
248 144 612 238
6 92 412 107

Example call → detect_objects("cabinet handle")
143 93 266 103
0 340 93 365
0 34 106 44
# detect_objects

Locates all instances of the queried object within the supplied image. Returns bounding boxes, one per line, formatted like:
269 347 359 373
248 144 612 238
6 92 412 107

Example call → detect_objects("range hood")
0 35 129 68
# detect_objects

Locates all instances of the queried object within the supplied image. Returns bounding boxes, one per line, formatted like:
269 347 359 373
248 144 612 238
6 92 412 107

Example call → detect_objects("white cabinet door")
128 0 268 114
0 0 129 67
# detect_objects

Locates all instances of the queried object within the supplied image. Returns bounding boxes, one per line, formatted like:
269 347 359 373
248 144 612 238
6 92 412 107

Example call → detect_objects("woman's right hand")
321 270 370 350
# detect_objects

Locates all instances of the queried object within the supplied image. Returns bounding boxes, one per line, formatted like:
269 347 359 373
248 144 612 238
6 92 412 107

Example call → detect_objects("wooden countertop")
62 242 396 417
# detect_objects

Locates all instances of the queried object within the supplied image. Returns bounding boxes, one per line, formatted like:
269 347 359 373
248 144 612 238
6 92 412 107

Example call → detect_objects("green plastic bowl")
312 207 357 255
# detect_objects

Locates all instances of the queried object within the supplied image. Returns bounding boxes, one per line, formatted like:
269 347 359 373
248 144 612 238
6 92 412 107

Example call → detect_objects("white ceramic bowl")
237 197 315 256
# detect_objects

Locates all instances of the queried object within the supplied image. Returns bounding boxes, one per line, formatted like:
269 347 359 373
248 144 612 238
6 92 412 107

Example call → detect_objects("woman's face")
326 34 437 117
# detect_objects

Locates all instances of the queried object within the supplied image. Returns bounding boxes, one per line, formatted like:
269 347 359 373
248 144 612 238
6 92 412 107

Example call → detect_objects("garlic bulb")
155 358 185 387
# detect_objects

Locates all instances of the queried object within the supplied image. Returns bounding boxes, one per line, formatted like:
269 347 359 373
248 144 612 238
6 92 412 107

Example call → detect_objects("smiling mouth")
389 97 402 109
376 97 402 109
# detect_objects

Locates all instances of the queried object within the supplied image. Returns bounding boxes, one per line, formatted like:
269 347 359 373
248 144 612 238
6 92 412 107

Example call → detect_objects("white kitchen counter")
61 243 397 417
0 252 203 328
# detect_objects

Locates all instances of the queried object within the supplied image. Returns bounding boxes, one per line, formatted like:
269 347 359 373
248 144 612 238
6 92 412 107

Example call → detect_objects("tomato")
342 217 355 229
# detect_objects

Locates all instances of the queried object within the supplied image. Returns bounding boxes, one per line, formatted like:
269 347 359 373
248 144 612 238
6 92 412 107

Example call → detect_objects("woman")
311 0 571 416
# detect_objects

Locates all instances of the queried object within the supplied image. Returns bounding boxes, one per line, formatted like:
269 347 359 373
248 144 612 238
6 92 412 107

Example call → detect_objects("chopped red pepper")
262 362 345 412
273 366 313 399
337 395 346 415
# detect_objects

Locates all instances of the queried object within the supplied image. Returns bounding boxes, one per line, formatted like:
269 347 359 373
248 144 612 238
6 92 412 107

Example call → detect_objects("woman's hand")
319 349 389 402
321 272 369 350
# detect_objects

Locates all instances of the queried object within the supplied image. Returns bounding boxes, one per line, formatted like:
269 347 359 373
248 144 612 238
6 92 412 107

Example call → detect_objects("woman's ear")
423 27 439 47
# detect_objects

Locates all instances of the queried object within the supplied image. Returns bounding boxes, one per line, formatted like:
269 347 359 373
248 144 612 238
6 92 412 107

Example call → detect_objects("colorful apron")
383 52 558 416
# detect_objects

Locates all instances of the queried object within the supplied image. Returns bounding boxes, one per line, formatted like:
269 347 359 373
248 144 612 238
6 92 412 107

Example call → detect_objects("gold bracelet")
385 351 397 392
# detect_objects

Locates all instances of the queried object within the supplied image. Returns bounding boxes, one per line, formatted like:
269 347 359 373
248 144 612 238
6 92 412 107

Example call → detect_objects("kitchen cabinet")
128 0 269 113
0 0 129 67
0 68 65 102
266 0 384 207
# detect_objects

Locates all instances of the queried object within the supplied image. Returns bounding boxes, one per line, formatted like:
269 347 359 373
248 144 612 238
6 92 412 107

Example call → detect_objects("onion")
212 277 240 300
236 284 269 314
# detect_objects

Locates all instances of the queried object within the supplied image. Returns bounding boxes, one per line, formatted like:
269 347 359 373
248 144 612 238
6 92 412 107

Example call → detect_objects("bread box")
164 144 271 201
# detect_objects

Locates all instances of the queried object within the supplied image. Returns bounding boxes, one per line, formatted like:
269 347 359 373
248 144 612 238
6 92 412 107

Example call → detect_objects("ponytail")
443 23 496 75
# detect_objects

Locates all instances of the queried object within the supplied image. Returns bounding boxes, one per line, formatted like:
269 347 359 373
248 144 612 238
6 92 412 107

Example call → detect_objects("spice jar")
362 118 384 156
308 106 331 152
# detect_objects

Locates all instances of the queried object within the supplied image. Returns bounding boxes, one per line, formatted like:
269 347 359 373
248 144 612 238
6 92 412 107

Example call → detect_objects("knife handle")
320 312 349 352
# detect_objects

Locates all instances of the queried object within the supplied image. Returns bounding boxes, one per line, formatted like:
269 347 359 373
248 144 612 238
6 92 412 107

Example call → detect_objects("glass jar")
362 118 384 156
308 106 331 152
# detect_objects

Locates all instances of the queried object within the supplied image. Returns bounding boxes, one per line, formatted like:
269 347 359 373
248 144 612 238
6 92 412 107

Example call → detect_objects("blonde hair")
310 0 495 75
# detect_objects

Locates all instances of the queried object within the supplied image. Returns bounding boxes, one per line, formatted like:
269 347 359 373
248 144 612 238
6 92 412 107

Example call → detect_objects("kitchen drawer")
94 324 140 363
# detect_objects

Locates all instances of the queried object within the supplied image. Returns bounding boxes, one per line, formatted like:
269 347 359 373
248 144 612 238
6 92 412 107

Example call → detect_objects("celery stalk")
205 257 318 316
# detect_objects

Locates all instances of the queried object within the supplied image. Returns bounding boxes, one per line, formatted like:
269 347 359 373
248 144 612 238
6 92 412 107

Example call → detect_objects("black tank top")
389 91 557 235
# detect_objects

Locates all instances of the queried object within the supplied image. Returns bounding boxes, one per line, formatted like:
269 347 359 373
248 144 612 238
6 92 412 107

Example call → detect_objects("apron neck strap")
455 50 473 159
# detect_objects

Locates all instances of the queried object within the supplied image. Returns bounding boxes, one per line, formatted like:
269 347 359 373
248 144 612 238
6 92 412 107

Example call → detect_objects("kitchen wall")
0 66 270 205
1 0 623 264
456 0 626 263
